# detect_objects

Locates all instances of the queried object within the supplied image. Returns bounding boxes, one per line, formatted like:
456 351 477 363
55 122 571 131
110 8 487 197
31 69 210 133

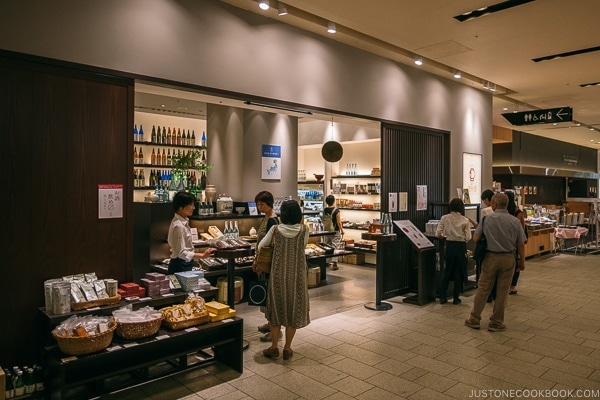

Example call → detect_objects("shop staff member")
168 191 215 273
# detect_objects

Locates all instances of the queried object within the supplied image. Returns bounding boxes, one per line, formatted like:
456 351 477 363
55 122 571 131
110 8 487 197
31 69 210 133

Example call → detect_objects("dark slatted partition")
380 123 449 298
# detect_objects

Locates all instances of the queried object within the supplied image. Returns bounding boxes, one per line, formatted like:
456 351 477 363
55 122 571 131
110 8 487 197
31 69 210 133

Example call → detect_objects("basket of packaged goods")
113 306 163 339
160 293 210 330
52 315 116 356
71 294 122 311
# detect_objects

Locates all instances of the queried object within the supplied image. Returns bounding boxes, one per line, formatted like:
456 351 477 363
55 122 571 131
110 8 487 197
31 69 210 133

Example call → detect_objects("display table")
555 226 589 254
524 227 554 258
44 318 243 399
361 233 397 310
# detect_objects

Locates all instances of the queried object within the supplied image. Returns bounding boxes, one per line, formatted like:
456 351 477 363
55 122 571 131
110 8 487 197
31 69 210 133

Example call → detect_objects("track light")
259 0 269 11
278 2 288 16
453 70 462 79
483 81 490 90
327 21 336 34
414 56 423 66
489 83 496 92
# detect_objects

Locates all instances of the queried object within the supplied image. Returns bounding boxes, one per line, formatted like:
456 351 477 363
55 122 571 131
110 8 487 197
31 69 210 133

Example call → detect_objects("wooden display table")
44 318 243 399
524 227 554 258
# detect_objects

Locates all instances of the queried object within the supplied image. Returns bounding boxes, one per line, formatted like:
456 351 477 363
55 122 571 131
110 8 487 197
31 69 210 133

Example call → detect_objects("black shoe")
487 297 494 303
453 298 461 305
440 298 448 304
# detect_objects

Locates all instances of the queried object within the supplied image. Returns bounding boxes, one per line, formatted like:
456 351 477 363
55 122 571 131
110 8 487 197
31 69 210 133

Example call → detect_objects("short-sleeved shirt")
475 209 526 252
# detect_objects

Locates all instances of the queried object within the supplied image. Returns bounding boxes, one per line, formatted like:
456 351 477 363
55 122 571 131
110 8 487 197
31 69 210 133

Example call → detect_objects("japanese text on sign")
98 184 123 219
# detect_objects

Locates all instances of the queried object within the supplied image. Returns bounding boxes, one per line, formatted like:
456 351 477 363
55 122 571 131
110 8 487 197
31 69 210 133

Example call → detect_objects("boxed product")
209 308 236 322
204 301 230 315
341 253 365 265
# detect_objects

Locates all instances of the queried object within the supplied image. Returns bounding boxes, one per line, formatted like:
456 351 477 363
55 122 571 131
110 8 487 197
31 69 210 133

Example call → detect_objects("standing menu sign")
394 220 434 250
98 184 123 219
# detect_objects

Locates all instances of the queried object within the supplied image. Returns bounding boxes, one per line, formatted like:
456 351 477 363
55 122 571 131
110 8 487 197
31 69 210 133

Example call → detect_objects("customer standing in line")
323 195 344 270
167 191 216 274
479 189 496 300
465 193 527 332
436 198 472 305
258 200 310 360
506 190 527 295
252 191 281 342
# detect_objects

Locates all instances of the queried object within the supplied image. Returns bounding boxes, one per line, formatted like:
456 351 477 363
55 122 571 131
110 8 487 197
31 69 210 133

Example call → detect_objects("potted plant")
170 149 213 193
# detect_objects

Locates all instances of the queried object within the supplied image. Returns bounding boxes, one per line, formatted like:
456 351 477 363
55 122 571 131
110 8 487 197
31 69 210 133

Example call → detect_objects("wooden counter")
524 227 554 258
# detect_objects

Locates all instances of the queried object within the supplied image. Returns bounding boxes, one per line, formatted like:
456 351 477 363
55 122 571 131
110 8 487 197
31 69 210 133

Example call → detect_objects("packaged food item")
70 282 85 303
78 282 98 301
51 282 72 315
93 280 109 299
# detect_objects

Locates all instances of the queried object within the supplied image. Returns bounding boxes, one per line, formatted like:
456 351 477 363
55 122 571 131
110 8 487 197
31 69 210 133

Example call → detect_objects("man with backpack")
322 195 344 270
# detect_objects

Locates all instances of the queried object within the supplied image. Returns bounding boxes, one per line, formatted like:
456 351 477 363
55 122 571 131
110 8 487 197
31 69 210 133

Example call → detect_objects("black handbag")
248 280 268 306
473 217 487 262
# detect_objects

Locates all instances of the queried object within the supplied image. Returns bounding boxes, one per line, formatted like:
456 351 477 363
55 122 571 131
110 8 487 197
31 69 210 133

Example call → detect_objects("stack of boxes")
117 282 146 298
204 300 236 322
174 271 200 292
140 272 171 296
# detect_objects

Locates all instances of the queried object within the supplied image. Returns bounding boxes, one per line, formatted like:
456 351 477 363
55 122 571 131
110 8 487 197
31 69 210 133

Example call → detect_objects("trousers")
470 252 515 326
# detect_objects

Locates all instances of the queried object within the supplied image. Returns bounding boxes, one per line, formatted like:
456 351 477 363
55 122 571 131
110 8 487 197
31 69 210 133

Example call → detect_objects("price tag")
61 356 78 363
106 346 123 352
185 327 199 332
162 293 175 297
123 342 139 348
139 297 152 301
155 335 170 340
221 318 234 323
87 307 101 311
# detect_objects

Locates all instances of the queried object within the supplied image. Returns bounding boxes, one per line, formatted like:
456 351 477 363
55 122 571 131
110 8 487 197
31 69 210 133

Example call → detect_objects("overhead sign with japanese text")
502 107 572 126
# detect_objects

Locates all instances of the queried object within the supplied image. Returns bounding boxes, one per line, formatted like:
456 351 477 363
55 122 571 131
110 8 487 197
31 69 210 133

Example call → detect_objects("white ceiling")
221 0 600 149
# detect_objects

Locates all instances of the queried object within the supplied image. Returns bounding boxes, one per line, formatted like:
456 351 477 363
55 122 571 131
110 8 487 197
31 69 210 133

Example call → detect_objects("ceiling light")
244 100 313 115
454 0 536 22
327 21 336 33
489 83 497 92
278 2 288 16
414 56 423 66
453 70 462 79
580 81 600 88
259 0 269 11
503 107 509 111
483 81 490 90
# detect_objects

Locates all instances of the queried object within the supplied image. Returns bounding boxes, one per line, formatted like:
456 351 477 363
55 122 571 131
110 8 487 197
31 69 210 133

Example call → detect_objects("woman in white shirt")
167 191 215 274
436 198 472 304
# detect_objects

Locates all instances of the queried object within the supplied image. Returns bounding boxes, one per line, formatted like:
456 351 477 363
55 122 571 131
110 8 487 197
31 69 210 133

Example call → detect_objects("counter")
524 226 554 258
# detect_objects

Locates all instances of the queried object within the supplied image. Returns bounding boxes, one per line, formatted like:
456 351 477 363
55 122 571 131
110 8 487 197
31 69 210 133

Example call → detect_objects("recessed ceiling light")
259 0 269 11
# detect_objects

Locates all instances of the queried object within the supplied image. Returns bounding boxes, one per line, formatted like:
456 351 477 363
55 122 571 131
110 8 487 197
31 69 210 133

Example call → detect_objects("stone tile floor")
103 253 600 399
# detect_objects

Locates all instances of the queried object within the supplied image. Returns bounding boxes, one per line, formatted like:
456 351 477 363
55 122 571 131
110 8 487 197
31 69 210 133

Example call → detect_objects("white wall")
0 0 493 196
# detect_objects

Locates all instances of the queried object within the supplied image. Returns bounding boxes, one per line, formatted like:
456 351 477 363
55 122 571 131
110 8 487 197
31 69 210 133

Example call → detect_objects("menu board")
394 220 434 250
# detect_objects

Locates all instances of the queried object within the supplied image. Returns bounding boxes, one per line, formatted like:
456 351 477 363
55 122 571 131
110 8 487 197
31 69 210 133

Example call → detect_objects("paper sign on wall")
399 192 408 212
261 144 281 179
416 185 427 211
388 192 398 212
98 184 123 219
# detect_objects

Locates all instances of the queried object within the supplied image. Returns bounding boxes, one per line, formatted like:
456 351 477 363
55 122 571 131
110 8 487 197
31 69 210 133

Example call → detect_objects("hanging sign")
502 107 572 126
98 184 123 219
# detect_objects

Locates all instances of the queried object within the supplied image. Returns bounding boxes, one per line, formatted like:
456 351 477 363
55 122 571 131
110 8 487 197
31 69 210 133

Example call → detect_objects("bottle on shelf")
151 125 157 143
34 365 44 392
151 148 156 165
133 147 138 165
200 171 207 190
5 368 14 399
14 370 24 397
161 148 167 166
186 130 191 146
24 367 35 394
233 221 239 238
138 147 144 164
140 169 145 187
161 126 167 144
201 131 207 147
139 125 144 143
224 221 230 237
167 127 172 145
133 124 139 142
192 130 196 146
167 149 172 166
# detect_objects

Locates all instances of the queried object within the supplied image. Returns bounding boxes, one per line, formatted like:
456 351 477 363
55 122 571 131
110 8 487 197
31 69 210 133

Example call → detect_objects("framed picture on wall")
462 153 482 204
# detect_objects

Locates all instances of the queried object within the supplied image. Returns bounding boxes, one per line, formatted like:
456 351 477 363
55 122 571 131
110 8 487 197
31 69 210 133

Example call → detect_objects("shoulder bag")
473 217 487 262
255 245 273 273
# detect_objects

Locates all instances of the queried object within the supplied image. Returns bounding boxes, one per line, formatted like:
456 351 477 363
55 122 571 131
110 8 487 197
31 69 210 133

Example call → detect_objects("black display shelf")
136 143 207 150
332 175 380 179
338 207 380 212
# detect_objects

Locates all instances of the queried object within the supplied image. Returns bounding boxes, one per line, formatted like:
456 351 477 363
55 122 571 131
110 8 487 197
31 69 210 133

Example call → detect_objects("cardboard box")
342 253 365 265
0 365 6 400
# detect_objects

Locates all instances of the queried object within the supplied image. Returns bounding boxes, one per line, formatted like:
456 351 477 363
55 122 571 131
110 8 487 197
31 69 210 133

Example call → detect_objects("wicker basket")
115 316 163 339
71 294 122 311
53 323 117 355
162 311 210 330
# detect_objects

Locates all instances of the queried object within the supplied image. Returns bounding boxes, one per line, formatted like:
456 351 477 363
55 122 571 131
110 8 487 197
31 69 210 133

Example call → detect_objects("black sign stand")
362 232 397 311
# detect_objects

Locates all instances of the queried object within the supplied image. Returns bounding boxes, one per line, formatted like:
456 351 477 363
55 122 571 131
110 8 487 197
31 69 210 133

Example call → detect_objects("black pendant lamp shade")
321 141 343 162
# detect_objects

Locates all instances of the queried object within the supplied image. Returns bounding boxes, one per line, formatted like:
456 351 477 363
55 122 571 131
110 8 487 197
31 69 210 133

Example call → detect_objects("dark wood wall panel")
381 123 449 299
0 55 133 365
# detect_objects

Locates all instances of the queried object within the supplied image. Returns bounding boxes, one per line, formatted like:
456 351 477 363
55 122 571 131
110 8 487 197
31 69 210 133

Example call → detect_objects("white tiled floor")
103 253 600 399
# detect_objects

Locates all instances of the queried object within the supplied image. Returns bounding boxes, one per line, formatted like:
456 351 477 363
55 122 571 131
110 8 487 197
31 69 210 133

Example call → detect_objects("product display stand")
362 232 397 310
213 247 254 350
